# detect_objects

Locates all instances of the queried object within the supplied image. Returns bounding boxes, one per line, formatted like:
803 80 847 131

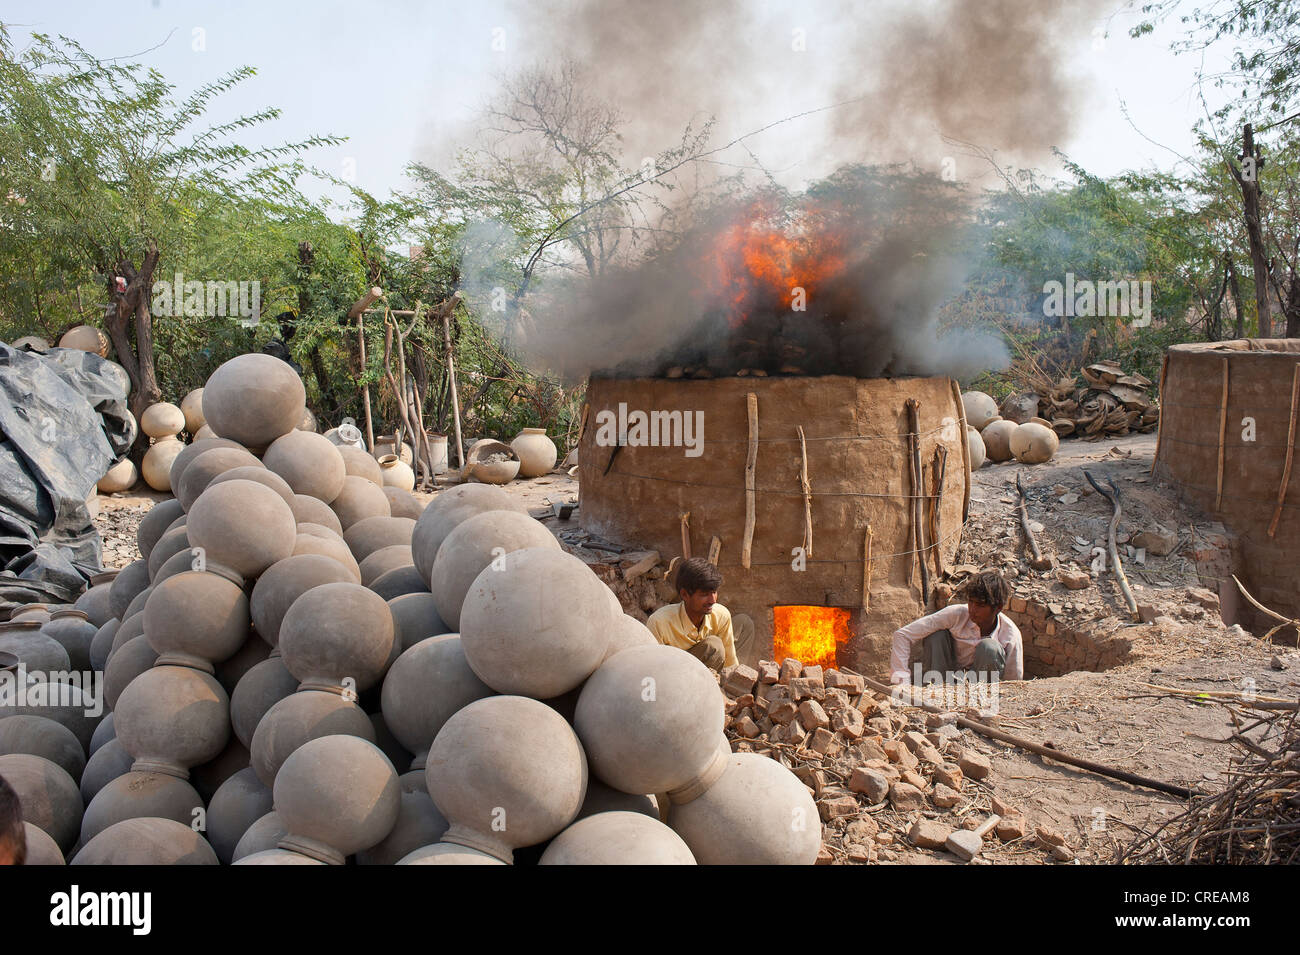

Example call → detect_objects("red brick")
778 658 802 684
807 727 837 756
798 699 830 731
831 706 865 739
757 660 780 684
720 664 758 698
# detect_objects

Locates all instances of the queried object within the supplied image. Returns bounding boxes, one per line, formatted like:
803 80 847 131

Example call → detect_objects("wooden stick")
708 536 721 566
797 425 813 558
679 512 692 560
1138 682 1297 706
1215 358 1229 510
949 379 971 522
439 305 465 469
1084 470 1139 618
929 446 948 579
1150 353 1169 476
742 392 758 570
905 399 930 605
862 524 873 611
1015 473 1052 570
357 309 375 453
1267 364 1300 537
348 286 383 319
1231 574 1300 638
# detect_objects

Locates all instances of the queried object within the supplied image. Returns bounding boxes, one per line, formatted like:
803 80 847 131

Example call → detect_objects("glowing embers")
771 606 851 671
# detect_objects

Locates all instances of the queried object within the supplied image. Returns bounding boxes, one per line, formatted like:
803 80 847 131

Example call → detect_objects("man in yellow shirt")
646 557 752 671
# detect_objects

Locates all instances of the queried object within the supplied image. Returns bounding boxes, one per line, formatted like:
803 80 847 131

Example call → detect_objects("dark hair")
0 775 26 866
965 570 1009 610
676 557 722 595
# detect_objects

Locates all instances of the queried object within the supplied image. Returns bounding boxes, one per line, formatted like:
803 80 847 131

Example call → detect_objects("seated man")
0 774 26 866
646 557 753 671
889 569 1023 685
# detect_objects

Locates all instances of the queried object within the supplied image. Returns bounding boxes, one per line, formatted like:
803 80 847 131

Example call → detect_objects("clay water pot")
136 499 185 561
511 428 558 478
232 810 286 861
382 486 424 520
109 565 151 622
368 711 412 768
90 712 116 754
373 439 414 465
0 621 72 672
387 593 449 651
22 822 65 865
176 446 264 511
427 695 586 863
207 766 274 864
961 390 999 430
431 510 561 631
39 610 97 671
230 655 297 749
397 843 504 865
0 714 85 782
359 545 413 586
279 582 394 692
250 555 356 649
577 778 658 821
370 565 429 600
263 429 347 503
73 817 218 865
0 753 82 853
190 734 250 802
382 634 494 772
236 847 331 865
202 353 306 451
344 515 416 562
74 581 116 628
540 811 695 865
104 635 159 710
356 789 449 865
213 632 271 696
470 456 519 485
1009 421 1059 464
411 482 524 582
9 604 51 625
601 613 658 664
181 388 205 434
58 324 109 355
194 424 217 440
980 418 1017 463
187 479 297 582
249 688 375 786
271 733 399 864
108 612 145 658
121 585 155 623
0 678 98 752
667 751 820 865
966 426 987 470
96 458 138 493
290 493 344 534
377 454 416 492
459 548 613 698
338 444 384 484
12 334 51 351
141 401 185 438
291 529 362 582
80 738 134 803
208 464 296 509
143 570 249 671
575 644 725 796
330 475 391 530
324 423 364 448
114 665 229 777
167 437 245 493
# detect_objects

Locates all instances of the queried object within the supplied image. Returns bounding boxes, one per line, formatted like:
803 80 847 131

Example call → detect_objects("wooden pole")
707 536 721 566
1215 358 1229 511
742 393 758 570
358 310 375 453
862 524 873 611
348 287 383 320
948 379 971 522
1267 364 1300 537
1150 353 1169 476
905 399 930 606
797 425 812 559
440 309 465 470
679 512 692 560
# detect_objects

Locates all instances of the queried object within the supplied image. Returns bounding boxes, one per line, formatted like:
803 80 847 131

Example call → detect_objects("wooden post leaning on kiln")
862 524 873 611
929 446 948 580
742 392 758 570
904 399 930 606
1267 364 1300 537
947 378 972 522
797 425 813 559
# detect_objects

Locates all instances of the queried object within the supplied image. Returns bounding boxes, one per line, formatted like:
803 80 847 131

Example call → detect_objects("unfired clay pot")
356 789 449 865
88 618 119 672
181 388 205 434
104 635 158 710
80 738 133 804
194 424 217 440
263 429 347 503
290 494 344 535
291 530 362 582
382 487 424 521
396 843 504 865
147 527 192 580
136 499 185 560
249 688 375 786
379 454 416 491
152 549 200 587
108 611 143 658
387 593 450 651
114 665 230 777
343 515 416 562
575 644 725 796
426 695 587 863
381 634 493 772
189 734 250 803
206 766 274 864
359 545 413 586
0 621 71 672
230 655 298 749
90 713 116 754
0 714 86 782
22 822 66 865
232 810 286 862
431 510 561 630
410 482 524 583
338 444 384 484
0 678 97 752
74 580 116 628
600 613 658 664
961 390 999 430
167 437 244 493
540 811 695 865
576 777 658 821
213 632 271 696
330 475 392 530
143 570 249 670
0 753 83 852
141 402 185 438
370 565 429 601
142 438 185 492
373 439 413 465
72 817 218 865
202 353 306 451
459 548 613 698
1009 421 1059 464
249 555 356 649
278 582 394 692
981 419 1017 463
186 479 297 582
97 458 138 493
511 428 558 478
966 426 987 470
208 464 296 510
40 609 97 670
175 446 263 511
235 848 326 865
59 324 109 356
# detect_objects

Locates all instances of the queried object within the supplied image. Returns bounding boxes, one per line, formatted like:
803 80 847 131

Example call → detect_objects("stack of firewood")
1032 360 1160 438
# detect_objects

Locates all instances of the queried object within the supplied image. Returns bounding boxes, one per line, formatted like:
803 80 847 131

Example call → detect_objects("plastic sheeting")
0 342 135 605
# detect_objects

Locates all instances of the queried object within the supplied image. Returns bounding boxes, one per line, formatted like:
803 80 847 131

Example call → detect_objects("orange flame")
772 606 851 671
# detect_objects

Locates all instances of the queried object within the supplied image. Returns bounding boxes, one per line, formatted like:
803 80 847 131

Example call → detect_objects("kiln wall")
579 375 969 671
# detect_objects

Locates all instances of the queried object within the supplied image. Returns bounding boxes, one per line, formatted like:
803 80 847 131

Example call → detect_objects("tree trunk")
1227 255 1245 339
101 244 161 459
1233 124 1272 337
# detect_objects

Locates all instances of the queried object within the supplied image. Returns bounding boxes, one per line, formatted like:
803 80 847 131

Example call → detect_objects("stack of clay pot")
962 390 1059 467
58 324 109 357
138 401 188 492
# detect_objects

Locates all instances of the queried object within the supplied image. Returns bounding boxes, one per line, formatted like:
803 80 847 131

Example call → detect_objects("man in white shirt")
889 570 1023 685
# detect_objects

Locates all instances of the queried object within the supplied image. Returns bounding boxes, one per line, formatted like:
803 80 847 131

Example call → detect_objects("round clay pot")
22 822 65 865
471 457 519 485
0 621 71 672
208 464 296 510
181 388 205 434
80 738 134 804
206 766 274 864
167 437 245 493
397 843 504 865
387 593 450 651
187 479 297 582
981 418 1017 463
249 689 375 786
427 695 586 863
136 499 185 561
299 407 318 432
378 454 416 492
202 353 306 451
147 527 191 580
194 424 217 440
368 711 411 769
73 816 218 865
324 424 363 448
232 810 285 862
961 390 999 430
114 665 229 777
104 634 159 710
1009 421 1059 464
143 570 250 670
356 789 449 865
373 439 413 465
0 677 98 752
88 618 119 672
272 734 400 864
359 545 413 586
667 751 820 865
0 714 85 782
541 811 695 865
577 778 659 821
40 610 97 671
153 551 199 588
431 510 561 631
213 632 271 696
575 644 725 796
290 494 344 535
411 483 524 583
511 428 558 478
96 458 138 493
338 445 383 484
121 585 155 623
600 613 658 664
263 430 347 504
966 426 987 470
235 847 328 865
344 515 416 562
250 555 356 649
74 581 116 628
0 753 83 853
176 446 264 511
382 486 424 521
58 324 108 355
370 565 430 601
108 612 144 658
189 734 250 803
459 549 613 698
90 712 116 754
382 634 494 772
141 402 185 439
291 529 362 582
12 334 51 351
279 582 394 692
8 604 51 625
230 655 298 749
330 475 391 530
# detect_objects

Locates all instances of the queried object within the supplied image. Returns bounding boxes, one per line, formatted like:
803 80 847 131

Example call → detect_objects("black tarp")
0 342 135 605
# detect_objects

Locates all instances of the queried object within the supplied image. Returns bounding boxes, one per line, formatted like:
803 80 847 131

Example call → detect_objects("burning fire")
772 606 851 671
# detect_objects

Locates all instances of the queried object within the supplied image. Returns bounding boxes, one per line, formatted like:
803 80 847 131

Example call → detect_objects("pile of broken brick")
720 657 1078 865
